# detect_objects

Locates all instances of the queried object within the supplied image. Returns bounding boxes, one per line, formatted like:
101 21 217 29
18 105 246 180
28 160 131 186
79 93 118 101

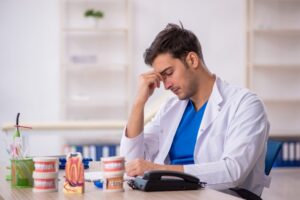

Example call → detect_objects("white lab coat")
120 77 270 196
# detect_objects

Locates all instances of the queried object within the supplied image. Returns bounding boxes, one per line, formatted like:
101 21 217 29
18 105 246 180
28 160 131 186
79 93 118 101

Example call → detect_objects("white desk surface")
0 161 240 200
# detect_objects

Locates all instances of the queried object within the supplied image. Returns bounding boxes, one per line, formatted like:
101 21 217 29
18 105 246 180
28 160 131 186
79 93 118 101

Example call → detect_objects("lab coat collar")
211 76 224 107
197 76 224 138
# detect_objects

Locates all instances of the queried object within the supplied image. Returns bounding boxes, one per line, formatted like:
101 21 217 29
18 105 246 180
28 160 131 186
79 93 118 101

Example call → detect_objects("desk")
261 168 300 200
0 160 240 200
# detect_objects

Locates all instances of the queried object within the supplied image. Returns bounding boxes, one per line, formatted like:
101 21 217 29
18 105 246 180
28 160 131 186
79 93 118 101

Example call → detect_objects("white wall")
0 0 246 158
0 0 61 160
0 0 60 123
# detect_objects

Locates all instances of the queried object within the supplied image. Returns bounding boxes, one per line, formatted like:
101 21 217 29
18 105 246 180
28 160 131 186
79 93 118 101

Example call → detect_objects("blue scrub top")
169 100 207 165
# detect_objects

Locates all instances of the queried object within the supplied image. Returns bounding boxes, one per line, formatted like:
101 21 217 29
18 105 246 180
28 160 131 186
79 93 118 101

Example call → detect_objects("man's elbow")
225 161 248 188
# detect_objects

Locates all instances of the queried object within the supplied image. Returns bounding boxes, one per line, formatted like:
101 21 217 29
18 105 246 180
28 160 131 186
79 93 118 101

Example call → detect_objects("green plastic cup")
11 158 34 188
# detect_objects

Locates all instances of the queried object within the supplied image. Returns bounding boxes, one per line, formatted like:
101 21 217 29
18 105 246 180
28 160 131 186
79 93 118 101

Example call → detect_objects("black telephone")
128 170 206 192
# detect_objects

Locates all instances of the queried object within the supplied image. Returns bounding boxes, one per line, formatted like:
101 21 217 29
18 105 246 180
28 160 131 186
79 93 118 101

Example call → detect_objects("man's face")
152 53 197 100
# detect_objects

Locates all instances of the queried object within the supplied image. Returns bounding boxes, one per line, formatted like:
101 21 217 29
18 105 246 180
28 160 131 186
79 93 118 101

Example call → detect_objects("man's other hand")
125 159 158 177
125 159 184 177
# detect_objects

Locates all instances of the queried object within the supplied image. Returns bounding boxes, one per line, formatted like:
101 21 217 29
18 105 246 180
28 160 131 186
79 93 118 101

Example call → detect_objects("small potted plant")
84 9 104 28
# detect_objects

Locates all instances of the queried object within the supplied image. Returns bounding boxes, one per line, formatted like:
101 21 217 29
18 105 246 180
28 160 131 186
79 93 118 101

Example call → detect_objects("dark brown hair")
143 23 204 66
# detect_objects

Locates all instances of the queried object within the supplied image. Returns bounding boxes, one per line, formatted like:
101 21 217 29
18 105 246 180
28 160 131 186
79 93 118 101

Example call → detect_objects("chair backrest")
265 139 283 176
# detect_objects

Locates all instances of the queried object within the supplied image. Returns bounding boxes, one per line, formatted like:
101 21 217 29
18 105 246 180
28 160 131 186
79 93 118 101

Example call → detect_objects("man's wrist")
154 163 184 172
133 98 147 108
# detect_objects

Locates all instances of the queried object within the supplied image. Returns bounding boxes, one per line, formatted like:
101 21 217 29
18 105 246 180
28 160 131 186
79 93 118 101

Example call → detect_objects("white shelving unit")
246 0 300 137
60 0 132 121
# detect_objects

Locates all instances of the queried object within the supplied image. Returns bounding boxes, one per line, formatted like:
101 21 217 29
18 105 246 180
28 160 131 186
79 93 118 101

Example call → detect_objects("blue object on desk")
59 157 93 169
93 180 103 188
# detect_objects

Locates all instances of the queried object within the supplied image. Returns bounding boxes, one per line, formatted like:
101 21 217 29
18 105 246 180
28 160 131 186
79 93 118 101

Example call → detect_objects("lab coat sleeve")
120 105 163 162
184 93 269 189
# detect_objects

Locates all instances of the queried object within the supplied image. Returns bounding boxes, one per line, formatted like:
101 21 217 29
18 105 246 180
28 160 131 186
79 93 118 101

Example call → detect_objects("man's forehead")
158 66 172 74
152 53 179 73
152 53 173 66
152 63 172 73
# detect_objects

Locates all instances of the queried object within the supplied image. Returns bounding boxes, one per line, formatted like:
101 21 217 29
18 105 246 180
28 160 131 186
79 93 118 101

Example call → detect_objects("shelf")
263 99 300 104
248 64 300 70
64 0 123 3
67 98 127 108
247 0 300 138
62 0 128 31
265 0 300 1
62 28 128 34
252 0 300 31
252 35 300 65
64 30 128 37
64 35 128 66
252 29 300 36
264 103 300 136
63 64 127 71
65 105 128 121
250 69 300 97
1 120 126 132
61 0 131 121
269 132 300 138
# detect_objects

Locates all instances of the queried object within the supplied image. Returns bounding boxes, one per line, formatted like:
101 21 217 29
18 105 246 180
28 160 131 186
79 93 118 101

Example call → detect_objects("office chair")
264 139 283 176
231 139 283 200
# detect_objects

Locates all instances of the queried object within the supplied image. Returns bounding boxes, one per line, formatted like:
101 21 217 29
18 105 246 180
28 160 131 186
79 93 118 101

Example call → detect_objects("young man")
120 23 270 196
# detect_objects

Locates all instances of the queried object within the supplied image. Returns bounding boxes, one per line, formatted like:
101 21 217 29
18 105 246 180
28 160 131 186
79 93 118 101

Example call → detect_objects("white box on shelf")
69 54 98 65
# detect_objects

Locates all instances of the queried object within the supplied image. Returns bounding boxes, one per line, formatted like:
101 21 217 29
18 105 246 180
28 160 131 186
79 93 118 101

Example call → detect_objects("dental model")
33 171 58 192
33 157 58 173
63 152 85 193
32 157 58 192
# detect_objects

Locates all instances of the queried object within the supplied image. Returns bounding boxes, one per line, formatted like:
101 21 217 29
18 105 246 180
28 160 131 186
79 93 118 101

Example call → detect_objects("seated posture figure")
120 23 270 196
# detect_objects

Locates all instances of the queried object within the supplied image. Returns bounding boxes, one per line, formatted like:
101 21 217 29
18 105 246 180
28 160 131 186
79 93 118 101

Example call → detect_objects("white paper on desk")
84 171 103 182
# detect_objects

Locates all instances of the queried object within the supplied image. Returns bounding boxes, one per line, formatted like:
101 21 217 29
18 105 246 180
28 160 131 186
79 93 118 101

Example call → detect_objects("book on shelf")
63 144 120 161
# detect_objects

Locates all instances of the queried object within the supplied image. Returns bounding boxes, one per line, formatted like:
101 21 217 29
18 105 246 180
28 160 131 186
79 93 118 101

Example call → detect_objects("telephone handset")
143 170 199 183
128 170 206 192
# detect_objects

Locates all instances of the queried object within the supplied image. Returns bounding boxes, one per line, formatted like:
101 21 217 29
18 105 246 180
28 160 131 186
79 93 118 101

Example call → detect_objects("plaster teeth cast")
101 156 125 172
33 157 58 172
101 156 125 192
32 171 58 193
103 171 124 192
32 157 59 193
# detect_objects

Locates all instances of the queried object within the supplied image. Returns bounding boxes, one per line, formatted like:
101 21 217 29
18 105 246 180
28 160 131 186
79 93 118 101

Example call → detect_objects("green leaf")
84 9 94 17
93 11 104 19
